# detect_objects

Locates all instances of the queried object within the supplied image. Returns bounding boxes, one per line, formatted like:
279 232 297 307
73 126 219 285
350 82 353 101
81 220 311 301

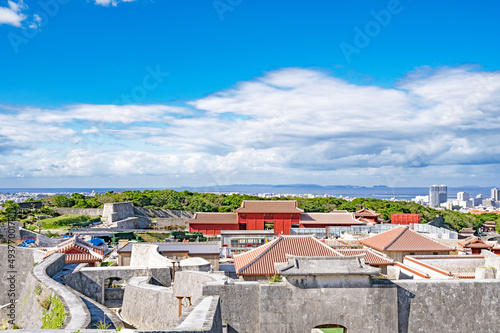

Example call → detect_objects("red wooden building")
187 201 369 235
355 208 381 224
43 236 104 267
390 214 421 225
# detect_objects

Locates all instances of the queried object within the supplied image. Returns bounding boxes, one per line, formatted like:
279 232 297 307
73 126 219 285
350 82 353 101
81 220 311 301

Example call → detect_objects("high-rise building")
429 185 447 207
457 191 469 201
429 185 440 207
492 188 499 201
439 185 447 205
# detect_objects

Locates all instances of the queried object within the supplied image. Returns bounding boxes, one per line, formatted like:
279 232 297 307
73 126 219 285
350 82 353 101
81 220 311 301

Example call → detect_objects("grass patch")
41 294 66 329
134 232 170 243
100 261 115 267
39 215 90 229
34 284 42 296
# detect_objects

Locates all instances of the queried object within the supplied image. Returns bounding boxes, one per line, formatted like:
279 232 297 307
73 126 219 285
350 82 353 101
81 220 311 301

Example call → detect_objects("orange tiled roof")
355 208 381 217
186 212 238 224
458 236 492 249
235 200 304 213
336 249 393 266
44 236 104 264
233 235 340 276
470 210 488 214
358 226 455 252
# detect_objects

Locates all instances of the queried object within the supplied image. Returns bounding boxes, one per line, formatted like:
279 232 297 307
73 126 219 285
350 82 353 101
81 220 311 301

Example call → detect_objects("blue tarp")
89 238 105 246
18 239 35 247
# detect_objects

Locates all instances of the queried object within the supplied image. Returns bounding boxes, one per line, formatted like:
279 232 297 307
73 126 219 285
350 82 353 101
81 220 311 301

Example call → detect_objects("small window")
433 252 438 255
409 253 415 255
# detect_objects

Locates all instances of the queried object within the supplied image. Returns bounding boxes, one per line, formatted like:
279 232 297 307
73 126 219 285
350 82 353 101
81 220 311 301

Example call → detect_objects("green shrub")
95 320 111 329
41 294 65 329
269 275 282 283
34 284 42 296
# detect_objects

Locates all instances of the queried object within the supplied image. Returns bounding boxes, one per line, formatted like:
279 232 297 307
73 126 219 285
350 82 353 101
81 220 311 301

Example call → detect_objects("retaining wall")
0 246 45 305
19 229 66 248
0 222 20 241
15 253 91 330
121 276 179 330
134 207 194 228
63 265 171 303
201 277 500 333
54 208 103 216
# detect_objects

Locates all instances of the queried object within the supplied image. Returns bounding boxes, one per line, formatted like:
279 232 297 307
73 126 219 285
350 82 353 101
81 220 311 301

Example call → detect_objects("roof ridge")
237 237 282 274
382 226 408 251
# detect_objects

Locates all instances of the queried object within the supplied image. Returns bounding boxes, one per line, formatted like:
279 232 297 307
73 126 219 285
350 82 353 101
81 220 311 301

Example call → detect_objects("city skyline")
1 1 500 188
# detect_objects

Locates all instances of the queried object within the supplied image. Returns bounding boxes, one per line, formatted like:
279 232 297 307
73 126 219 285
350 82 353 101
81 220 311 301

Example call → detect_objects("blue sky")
0 0 500 188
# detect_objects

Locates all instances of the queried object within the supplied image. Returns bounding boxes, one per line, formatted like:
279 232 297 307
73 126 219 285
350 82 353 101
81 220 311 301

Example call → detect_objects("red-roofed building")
355 208 381 224
43 236 104 267
458 236 492 255
187 200 367 235
391 214 421 225
186 213 239 235
233 235 341 280
358 226 455 262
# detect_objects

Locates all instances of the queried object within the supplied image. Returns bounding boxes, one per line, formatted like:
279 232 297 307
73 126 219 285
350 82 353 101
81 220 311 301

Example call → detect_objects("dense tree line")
34 189 500 232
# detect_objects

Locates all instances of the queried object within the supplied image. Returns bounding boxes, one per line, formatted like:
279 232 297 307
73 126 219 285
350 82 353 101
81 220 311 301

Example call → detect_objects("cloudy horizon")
1 65 499 188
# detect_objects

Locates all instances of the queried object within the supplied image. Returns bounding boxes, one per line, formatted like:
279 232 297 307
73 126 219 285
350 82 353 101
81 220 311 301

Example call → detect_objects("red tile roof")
233 235 341 276
458 236 492 249
358 226 455 252
336 249 393 266
235 200 304 213
186 212 238 224
300 212 365 225
355 208 381 217
44 236 104 264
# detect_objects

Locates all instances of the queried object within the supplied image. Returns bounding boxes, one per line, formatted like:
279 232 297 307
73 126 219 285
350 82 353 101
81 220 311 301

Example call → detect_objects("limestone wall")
173 271 226 304
0 246 45 305
134 207 194 228
63 265 171 303
203 281 398 333
15 253 91 330
102 202 135 223
415 257 484 274
0 222 20 242
395 280 500 332
54 208 102 216
121 276 179 330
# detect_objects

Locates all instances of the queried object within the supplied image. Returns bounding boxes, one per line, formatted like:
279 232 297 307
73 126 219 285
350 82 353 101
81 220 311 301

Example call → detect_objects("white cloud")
1 65 500 186
0 0 26 27
92 0 137 7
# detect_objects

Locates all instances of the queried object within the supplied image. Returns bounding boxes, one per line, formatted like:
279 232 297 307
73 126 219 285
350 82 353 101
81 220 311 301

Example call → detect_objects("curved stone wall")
121 276 179 330
14 253 91 330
